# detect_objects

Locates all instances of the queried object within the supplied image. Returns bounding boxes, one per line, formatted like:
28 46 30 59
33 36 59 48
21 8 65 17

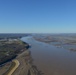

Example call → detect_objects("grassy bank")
0 38 29 66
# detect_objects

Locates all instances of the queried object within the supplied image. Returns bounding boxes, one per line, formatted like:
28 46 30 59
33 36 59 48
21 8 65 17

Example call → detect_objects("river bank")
0 38 29 75
33 35 76 52
3 46 42 75
0 37 42 75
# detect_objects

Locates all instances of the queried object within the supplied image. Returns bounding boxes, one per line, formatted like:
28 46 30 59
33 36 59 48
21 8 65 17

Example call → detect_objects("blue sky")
0 0 76 33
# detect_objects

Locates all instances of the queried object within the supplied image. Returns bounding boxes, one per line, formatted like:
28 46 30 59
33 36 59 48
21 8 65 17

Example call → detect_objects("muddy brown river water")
21 36 76 75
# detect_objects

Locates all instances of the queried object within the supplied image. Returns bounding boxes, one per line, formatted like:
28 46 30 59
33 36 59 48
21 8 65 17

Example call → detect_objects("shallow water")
21 37 76 75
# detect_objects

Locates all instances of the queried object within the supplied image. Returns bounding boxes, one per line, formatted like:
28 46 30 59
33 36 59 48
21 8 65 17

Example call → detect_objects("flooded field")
22 36 76 75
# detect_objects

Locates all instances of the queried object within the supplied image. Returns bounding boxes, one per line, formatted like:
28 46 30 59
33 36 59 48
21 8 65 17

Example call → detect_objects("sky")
0 0 76 33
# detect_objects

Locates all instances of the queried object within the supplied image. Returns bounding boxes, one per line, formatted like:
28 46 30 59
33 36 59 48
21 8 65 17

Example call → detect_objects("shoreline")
1 38 42 75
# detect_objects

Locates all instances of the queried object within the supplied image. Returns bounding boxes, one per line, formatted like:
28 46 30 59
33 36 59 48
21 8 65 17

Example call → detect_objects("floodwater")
21 36 76 75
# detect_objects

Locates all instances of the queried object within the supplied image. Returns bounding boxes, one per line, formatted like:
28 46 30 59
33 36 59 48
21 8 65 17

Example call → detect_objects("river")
21 36 76 75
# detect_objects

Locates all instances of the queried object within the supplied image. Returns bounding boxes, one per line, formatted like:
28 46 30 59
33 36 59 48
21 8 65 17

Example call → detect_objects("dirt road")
7 59 20 75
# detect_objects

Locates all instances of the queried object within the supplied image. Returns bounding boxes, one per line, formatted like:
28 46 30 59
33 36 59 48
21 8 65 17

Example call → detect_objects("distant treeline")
0 33 31 39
